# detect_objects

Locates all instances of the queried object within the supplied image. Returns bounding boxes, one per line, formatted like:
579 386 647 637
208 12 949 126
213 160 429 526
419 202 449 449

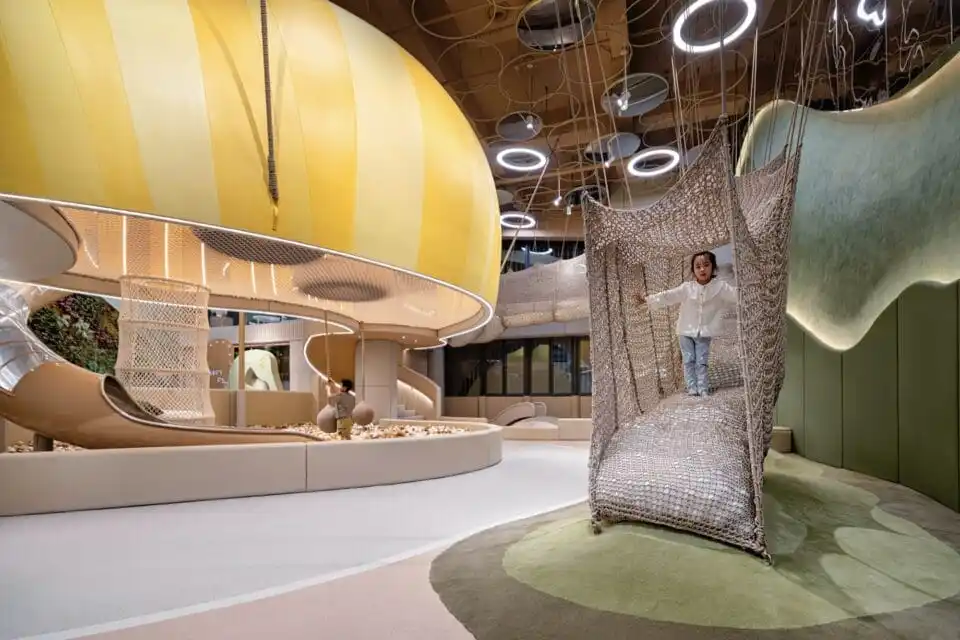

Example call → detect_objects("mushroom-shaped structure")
0 0 500 448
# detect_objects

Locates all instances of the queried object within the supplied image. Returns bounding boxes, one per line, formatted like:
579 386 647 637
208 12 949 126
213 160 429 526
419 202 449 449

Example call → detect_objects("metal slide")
0 284 320 448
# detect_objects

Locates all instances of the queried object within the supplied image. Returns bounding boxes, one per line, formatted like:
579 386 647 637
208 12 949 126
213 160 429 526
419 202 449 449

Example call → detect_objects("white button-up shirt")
646 279 738 338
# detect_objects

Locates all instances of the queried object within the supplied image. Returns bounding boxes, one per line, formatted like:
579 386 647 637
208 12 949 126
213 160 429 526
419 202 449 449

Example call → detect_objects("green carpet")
431 453 960 639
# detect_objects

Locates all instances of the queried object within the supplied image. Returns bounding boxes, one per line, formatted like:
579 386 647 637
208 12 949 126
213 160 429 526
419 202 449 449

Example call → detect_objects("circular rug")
430 454 960 639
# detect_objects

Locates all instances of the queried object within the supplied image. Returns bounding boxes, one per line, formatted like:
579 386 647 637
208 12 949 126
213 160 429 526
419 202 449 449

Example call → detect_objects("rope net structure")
583 119 800 559
446 252 588 347
498 254 590 326
115 276 216 427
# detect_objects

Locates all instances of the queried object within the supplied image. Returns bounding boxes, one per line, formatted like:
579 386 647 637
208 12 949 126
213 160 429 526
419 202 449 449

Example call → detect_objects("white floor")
0 442 588 640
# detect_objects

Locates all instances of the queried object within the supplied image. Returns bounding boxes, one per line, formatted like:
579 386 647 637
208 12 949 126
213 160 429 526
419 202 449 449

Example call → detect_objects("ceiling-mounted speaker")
516 0 597 52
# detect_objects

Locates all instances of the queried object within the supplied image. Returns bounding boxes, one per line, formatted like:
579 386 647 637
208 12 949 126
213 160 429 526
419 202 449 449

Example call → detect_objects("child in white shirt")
639 251 737 397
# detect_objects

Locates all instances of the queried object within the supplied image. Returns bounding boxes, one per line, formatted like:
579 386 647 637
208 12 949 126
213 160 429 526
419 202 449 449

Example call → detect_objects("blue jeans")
679 335 711 395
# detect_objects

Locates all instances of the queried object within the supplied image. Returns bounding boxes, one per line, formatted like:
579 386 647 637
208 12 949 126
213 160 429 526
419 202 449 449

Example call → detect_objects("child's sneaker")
698 389 710 398
686 389 699 397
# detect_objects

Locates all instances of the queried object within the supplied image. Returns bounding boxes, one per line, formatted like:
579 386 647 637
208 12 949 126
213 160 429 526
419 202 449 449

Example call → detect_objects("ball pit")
4 422 467 452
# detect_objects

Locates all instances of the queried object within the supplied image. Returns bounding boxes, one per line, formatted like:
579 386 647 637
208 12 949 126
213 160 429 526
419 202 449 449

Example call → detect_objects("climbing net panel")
115 276 216 426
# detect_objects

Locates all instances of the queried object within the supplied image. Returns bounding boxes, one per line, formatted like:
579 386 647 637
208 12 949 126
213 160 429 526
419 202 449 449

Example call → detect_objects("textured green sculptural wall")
738 47 960 511
738 53 960 352
776 282 960 511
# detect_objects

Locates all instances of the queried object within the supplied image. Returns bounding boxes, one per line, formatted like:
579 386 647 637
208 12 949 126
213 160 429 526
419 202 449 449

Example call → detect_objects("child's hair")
341 378 355 393
690 251 718 279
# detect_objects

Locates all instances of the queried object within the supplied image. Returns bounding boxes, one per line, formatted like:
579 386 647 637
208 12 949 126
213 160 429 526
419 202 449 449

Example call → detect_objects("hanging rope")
359 323 367 400
719 2 727 116
572 0 610 198
260 0 280 230
323 310 332 390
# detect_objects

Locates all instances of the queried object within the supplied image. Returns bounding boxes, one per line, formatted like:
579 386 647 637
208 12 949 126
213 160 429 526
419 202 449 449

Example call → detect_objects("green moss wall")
777 282 960 511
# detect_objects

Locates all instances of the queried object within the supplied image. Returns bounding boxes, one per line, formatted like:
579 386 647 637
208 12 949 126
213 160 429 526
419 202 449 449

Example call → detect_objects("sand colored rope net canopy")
583 118 800 559
446 251 589 347
497 254 590 328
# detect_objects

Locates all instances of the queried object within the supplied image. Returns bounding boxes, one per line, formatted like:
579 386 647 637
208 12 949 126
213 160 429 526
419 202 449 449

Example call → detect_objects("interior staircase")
395 404 422 420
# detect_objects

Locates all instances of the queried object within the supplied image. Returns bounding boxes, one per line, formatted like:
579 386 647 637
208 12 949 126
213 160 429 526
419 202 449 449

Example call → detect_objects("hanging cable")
669 54 688 175
323 310 332 386
719 1 727 116
260 0 280 230
499 158 550 273
571 0 610 198
360 324 366 399
749 24 759 125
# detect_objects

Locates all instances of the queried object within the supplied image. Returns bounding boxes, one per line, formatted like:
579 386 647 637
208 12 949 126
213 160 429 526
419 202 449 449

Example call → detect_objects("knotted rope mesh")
583 119 799 558
115 276 216 426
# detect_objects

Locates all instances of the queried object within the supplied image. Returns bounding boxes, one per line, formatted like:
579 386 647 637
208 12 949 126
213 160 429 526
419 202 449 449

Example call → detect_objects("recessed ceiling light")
626 148 681 178
672 0 757 54
495 147 548 172
500 212 537 229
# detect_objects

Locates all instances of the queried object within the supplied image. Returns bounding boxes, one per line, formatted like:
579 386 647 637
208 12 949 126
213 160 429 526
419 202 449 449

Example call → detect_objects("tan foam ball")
316 404 338 433
352 401 375 426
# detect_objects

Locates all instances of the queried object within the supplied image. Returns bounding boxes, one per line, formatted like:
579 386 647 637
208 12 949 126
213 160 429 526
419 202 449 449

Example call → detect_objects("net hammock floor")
585 118 800 560
593 388 755 547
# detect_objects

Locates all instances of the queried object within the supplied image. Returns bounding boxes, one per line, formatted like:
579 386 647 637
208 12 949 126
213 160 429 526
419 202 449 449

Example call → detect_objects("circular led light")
500 212 537 229
672 0 758 54
626 148 681 178
495 147 548 172
855 0 886 27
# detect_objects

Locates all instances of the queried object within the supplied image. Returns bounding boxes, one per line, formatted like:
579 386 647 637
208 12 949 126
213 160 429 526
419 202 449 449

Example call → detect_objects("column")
429 347 445 395
355 340 401 420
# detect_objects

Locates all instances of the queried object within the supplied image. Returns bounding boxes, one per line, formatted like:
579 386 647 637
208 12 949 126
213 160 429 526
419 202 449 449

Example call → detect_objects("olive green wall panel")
801 335 843 468
841 304 899 482
897 284 959 510
777 319 806 455
776 282 960 512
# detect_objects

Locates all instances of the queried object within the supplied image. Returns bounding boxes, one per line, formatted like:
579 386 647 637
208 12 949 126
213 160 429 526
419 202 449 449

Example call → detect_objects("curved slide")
0 285 321 449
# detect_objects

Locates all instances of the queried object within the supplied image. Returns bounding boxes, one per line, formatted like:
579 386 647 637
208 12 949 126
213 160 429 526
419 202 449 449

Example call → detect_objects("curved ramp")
491 402 538 426
0 286 321 448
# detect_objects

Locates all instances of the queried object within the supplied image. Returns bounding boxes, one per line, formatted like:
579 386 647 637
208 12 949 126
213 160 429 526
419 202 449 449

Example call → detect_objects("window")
264 344 291 390
444 337 592 397
504 340 525 395
230 344 290 390
577 338 592 395
484 343 504 396
444 344 484 397
552 338 575 395
530 340 551 394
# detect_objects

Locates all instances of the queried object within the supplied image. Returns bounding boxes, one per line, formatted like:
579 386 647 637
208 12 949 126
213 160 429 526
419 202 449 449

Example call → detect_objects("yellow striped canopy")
0 0 501 306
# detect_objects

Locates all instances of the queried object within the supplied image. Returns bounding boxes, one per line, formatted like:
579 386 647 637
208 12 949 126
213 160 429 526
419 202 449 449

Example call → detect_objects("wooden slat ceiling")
333 0 955 225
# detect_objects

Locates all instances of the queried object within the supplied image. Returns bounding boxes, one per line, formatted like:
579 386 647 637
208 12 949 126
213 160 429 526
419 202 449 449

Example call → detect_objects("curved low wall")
0 423 501 516
308 422 501 491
